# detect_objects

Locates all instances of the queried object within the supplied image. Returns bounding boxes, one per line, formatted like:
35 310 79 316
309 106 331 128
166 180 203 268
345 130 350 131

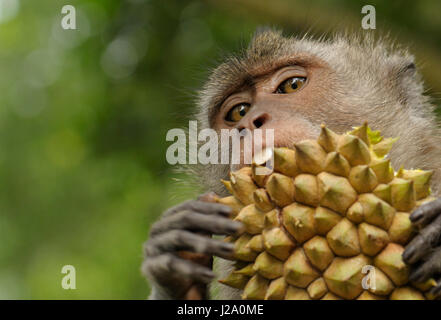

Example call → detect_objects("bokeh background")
0 0 440 299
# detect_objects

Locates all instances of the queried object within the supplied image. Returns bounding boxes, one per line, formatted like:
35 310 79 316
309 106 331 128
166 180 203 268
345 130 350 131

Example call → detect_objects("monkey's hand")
142 192 242 300
403 198 441 298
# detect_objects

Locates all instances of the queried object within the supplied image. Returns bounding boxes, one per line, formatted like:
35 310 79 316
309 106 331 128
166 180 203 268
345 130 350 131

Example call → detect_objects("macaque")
142 29 441 299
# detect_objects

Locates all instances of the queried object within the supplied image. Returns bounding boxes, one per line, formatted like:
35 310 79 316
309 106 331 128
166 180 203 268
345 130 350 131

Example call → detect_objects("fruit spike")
295 140 326 174
337 134 371 166
349 165 378 193
397 168 433 200
229 167 258 205
370 158 394 183
374 243 409 286
367 267 394 296
318 124 339 152
317 172 357 214
282 203 316 243
388 212 414 245
234 264 255 276
246 234 264 252
390 178 416 211
253 189 274 212
242 275 268 300
273 147 298 177
233 234 258 261
262 227 295 260
293 174 319 207
284 248 319 288
307 277 328 299
323 152 350 177
372 137 398 157
218 123 436 300
323 254 371 299
349 122 370 146
253 251 284 279
326 218 360 257
265 277 287 300
265 173 295 207
218 272 249 289
303 236 334 271
234 204 265 234
373 184 392 204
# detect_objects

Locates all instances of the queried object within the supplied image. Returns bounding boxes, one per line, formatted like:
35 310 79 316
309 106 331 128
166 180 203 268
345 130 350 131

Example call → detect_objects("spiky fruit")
218 123 436 300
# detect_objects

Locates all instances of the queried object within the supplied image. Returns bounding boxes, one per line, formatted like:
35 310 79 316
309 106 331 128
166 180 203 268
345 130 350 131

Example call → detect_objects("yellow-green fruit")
218 124 435 299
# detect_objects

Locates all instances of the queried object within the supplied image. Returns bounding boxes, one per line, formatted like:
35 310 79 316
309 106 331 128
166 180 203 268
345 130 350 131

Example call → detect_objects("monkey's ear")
388 57 418 86
398 62 416 77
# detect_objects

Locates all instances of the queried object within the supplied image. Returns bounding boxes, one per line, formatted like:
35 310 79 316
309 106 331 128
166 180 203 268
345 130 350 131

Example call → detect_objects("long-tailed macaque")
142 29 441 299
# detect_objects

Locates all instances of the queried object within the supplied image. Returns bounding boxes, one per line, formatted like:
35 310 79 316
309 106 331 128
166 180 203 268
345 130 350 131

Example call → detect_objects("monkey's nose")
252 113 270 129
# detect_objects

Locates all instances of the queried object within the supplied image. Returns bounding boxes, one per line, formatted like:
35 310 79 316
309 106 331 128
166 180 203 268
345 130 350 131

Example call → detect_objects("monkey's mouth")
229 146 275 173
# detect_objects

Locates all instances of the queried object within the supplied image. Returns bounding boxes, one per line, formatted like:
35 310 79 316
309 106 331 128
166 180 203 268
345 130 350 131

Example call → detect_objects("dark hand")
142 192 242 300
403 198 441 298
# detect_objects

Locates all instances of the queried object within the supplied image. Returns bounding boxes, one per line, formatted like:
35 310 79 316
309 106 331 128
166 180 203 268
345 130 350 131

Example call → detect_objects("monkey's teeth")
252 147 273 166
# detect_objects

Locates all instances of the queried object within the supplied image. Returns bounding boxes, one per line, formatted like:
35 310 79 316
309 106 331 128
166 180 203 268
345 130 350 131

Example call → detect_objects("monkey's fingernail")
228 221 243 233
221 243 234 253
218 206 233 215
430 284 441 296
234 224 246 236
202 270 215 279
410 210 423 222
402 247 415 263
198 192 218 202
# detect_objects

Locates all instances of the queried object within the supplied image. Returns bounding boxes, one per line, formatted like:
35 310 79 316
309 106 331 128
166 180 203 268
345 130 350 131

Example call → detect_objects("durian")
217 123 435 300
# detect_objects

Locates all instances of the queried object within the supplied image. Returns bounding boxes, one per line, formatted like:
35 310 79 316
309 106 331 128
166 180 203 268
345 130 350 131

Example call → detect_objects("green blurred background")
0 0 440 299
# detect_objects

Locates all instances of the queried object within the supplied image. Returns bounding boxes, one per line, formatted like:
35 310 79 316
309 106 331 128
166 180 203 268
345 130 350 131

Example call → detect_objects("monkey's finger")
150 211 242 236
197 191 219 202
145 230 234 259
142 253 214 284
403 214 441 264
408 248 441 283
162 199 231 218
410 198 441 226
429 277 441 299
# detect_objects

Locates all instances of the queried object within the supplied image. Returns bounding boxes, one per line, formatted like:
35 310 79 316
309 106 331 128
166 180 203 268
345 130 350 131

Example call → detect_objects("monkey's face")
212 61 340 153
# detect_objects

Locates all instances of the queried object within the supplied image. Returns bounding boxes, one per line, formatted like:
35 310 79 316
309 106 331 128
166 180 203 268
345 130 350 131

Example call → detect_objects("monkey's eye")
225 103 251 122
276 77 306 94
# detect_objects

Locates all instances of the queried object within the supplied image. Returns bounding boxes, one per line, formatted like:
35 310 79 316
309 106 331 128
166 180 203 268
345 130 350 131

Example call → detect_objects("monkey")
142 29 441 300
